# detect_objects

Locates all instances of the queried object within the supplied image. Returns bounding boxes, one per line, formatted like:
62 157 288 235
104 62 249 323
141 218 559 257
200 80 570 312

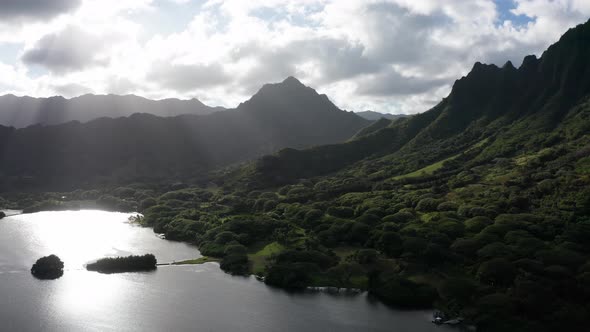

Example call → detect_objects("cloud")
1 0 590 115
22 26 110 73
0 0 81 22
147 62 231 91
357 69 449 97
53 83 94 97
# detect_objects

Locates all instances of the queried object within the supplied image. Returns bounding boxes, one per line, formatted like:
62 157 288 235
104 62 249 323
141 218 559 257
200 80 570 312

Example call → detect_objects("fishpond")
0 210 454 332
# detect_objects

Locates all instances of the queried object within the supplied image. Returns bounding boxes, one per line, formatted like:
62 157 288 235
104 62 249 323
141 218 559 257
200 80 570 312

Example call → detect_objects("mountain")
0 77 370 190
3 19 590 332
179 20 590 331
355 110 408 121
251 19 590 185
0 94 224 128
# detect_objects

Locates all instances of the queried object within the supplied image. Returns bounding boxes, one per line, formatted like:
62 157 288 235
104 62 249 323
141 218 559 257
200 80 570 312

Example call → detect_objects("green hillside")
137 20 590 331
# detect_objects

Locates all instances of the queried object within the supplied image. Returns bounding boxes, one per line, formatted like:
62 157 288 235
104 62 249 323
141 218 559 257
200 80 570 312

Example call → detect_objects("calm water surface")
0 210 454 332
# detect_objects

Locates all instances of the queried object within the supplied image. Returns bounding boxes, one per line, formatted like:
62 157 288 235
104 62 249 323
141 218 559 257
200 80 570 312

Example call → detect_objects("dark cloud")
222 2 460 102
22 26 108 73
0 0 81 22
148 63 231 91
361 2 452 63
293 38 382 83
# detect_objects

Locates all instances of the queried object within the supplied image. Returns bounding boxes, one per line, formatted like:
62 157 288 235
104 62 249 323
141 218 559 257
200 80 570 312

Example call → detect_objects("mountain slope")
249 19 590 186
189 19 590 332
0 77 369 190
0 93 224 128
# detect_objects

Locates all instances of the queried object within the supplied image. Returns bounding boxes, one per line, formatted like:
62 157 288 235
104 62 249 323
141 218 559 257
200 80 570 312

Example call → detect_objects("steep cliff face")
251 19 590 185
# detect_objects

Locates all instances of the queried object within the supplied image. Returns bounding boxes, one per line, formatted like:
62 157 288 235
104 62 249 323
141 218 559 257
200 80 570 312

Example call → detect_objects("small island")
0 211 6 219
86 254 157 273
31 254 64 280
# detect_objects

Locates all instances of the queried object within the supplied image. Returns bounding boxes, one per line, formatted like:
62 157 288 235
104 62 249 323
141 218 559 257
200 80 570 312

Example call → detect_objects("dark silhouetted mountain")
248 19 590 185
0 77 370 190
356 111 408 121
0 94 224 128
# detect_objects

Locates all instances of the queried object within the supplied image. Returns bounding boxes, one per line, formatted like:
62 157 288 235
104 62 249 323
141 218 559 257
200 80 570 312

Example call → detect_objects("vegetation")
171 257 219 265
0 211 5 219
3 19 590 332
86 254 157 273
31 255 64 280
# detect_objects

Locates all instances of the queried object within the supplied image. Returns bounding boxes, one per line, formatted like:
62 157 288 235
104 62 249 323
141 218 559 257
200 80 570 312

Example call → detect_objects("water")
0 210 454 332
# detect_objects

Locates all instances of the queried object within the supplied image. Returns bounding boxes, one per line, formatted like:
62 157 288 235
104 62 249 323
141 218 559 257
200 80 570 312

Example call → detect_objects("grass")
332 246 358 261
514 147 553 166
248 242 285 275
392 157 454 180
171 257 220 265
576 156 590 175
392 138 490 180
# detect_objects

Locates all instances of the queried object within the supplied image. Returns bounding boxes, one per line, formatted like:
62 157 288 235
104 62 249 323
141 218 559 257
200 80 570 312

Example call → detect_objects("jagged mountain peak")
239 77 344 117
254 76 314 97
282 76 306 86
502 60 516 70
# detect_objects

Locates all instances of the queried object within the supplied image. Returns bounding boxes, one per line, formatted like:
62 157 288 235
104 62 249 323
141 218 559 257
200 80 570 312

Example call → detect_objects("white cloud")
0 0 589 113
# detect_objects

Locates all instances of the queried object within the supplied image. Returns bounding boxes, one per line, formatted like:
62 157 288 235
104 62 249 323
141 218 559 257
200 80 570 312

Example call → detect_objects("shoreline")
5 208 453 327
0 209 23 217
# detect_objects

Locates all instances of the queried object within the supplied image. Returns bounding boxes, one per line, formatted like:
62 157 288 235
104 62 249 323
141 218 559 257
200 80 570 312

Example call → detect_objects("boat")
432 311 445 325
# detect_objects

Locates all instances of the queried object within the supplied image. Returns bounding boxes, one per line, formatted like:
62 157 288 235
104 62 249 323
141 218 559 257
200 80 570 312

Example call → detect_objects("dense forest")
2 18 590 332
86 254 157 273
30 255 64 280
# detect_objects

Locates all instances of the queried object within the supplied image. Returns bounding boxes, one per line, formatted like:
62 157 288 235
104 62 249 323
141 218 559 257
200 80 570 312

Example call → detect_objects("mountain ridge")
355 111 408 121
0 77 370 190
247 18 590 186
0 93 225 128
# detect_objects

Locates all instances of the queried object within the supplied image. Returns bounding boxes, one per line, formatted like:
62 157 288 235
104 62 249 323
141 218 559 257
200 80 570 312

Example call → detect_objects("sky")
0 0 589 114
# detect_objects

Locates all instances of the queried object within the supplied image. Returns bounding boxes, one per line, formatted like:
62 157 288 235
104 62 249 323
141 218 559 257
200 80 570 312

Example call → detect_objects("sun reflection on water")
24 210 139 269
8 210 150 327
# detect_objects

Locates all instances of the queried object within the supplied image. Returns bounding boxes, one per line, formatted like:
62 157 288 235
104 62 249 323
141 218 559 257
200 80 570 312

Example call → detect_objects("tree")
31 255 64 279
220 254 249 275
355 249 379 264
377 232 403 257
327 263 364 285
477 242 514 259
416 198 441 212
477 258 516 286
438 277 477 306
265 264 312 289
139 198 157 211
